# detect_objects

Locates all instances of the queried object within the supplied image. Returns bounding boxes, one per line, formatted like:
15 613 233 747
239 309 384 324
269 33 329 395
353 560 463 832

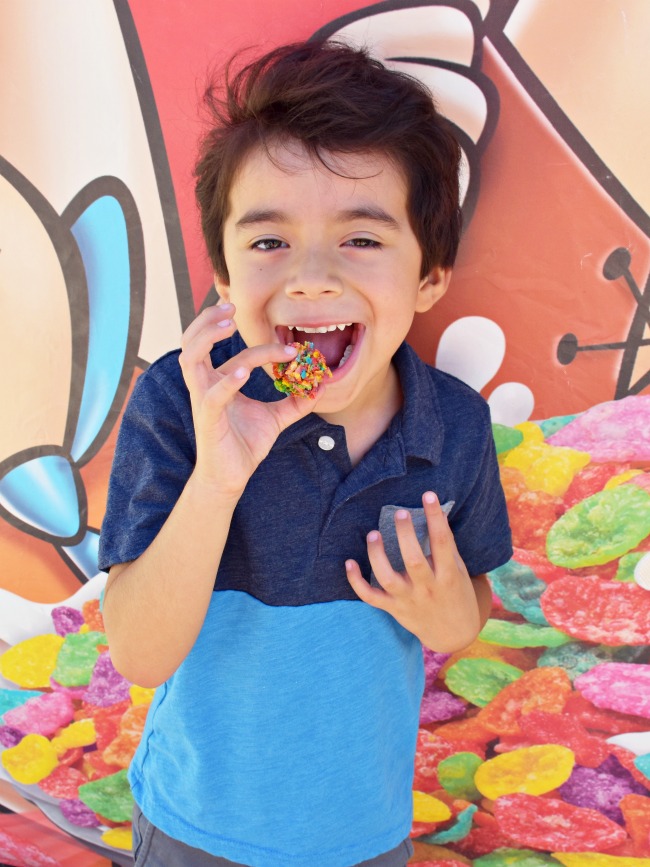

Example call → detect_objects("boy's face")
216 141 450 425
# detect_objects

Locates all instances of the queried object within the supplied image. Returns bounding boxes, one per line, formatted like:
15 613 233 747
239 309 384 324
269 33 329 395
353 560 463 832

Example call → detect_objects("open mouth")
276 323 362 370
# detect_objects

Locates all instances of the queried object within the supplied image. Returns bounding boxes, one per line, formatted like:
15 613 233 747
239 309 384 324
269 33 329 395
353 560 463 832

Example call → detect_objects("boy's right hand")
178 303 316 499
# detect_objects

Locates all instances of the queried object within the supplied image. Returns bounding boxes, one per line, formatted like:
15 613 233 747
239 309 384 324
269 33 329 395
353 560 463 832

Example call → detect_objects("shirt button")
318 435 335 451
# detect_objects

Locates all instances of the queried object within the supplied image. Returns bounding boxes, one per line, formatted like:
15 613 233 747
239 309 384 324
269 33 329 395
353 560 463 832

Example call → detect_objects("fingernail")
368 531 380 543
395 509 410 521
233 367 248 379
423 491 437 505
345 560 354 571
217 318 232 328
284 344 297 355
218 302 233 311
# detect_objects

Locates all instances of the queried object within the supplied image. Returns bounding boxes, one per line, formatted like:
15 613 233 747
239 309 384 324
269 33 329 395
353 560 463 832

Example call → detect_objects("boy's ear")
214 272 230 303
415 267 452 312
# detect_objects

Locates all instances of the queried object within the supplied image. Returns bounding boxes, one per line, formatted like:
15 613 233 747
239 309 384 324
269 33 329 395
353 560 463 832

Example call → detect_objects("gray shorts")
132 805 413 867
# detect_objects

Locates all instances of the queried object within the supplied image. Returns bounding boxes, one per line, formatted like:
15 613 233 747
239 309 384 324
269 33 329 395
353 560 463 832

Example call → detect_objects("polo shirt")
99 333 512 867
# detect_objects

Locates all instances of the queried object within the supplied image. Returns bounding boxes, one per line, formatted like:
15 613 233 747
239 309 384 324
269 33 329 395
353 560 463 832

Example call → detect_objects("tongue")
293 327 353 367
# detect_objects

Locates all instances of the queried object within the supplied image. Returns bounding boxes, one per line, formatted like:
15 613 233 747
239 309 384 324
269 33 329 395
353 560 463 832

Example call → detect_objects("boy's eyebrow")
234 206 400 230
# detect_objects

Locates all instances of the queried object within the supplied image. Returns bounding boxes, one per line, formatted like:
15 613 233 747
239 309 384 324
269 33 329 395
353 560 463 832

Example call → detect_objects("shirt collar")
239 332 444 464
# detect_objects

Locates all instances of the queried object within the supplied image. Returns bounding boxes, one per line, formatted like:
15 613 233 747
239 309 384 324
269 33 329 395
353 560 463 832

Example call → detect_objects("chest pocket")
370 501 454 586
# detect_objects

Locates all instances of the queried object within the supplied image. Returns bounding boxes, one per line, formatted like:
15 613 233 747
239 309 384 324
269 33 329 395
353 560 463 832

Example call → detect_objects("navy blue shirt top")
98 334 512 867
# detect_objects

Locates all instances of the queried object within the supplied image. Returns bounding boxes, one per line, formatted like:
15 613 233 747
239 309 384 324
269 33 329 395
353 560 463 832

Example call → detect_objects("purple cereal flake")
3 690 74 737
51 605 85 636
420 687 466 724
84 652 131 707
0 725 25 747
59 798 101 828
558 754 649 825
423 647 451 689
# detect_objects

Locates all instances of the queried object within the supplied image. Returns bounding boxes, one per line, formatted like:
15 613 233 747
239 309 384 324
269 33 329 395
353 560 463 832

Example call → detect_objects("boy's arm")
346 491 494 653
102 304 317 688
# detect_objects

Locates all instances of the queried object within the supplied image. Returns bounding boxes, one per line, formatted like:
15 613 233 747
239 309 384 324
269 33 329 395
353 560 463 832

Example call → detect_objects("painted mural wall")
1 1 649 864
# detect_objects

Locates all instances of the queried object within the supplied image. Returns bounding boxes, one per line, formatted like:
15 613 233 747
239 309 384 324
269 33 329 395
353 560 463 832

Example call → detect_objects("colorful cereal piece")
476 667 572 736
614 553 646 582
546 485 650 568
84 652 131 707
575 663 650 718
419 805 478 845
547 395 650 462
564 693 650 736
620 793 650 857
272 342 332 398
101 826 133 850
413 791 452 823
563 462 632 510
502 442 590 496
437 753 483 801
479 619 570 648
38 764 87 799
1 733 59 784
50 718 96 754
51 605 85 636
0 634 64 688
413 730 483 793
0 687 42 716
559 754 648 824
52 631 106 687
492 424 524 455
517 711 609 768
420 688 467 724
82 598 105 632
78 769 134 822
444 658 523 707
0 725 24 747
0 830 60 867
541 577 650 646
473 849 561 866
538 641 646 681
488 561 549 625
635 754 650 780
129 684 156 705
493 793 627 851
60 798 101 828
3 691 74 737
474 744 574 800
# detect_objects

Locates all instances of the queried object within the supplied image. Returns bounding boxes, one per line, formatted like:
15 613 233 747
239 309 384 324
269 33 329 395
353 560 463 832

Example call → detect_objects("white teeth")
337 344 354 368
288 323 352 333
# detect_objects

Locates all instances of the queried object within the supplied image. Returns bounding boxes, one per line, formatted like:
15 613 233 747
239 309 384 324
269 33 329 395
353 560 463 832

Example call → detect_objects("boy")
99 40 512 867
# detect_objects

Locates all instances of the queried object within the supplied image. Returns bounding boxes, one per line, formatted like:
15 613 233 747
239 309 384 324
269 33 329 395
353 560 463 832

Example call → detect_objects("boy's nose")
284 251 343 299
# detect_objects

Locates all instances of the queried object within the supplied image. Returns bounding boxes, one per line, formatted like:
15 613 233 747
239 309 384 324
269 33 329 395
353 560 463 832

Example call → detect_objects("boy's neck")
317 362 403 466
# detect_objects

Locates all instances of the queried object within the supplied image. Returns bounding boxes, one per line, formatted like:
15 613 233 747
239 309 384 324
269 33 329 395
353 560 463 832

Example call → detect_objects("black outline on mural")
311 0 500 229
114 0 197 335
485 0 650 239
61 175 146 467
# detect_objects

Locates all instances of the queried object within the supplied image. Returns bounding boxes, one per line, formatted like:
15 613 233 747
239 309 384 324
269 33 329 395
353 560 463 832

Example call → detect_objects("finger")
366 530 408 595
200 365 252 419
179 308 237 375
216 342 298 377
181 303 234 345
422 491 458 574
393 509 430 579
345 559 389 609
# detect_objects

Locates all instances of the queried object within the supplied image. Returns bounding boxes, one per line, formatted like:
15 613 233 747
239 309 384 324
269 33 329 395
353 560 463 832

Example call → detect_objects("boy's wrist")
185 469 245 510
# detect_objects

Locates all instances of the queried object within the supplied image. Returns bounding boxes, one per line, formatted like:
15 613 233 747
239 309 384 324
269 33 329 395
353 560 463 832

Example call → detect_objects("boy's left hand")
345 491 488 652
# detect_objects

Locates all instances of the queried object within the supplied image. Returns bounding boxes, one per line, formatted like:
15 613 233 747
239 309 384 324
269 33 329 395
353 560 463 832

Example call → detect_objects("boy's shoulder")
405 344 491 420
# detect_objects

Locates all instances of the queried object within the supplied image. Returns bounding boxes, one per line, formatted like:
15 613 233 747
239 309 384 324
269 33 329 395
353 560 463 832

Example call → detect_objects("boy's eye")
345 237 381 248
251 238 286 251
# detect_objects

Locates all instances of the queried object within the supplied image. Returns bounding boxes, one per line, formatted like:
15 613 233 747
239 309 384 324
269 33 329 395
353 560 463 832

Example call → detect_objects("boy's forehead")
229 140 408 211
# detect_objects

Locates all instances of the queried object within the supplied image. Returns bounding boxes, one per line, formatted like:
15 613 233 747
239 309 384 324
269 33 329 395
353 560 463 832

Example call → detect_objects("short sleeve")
98 359 195 571
448 406 513 577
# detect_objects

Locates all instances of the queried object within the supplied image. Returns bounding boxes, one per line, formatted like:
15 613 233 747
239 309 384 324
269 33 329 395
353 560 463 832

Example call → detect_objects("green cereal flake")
78 769 134 822
480 619 571 648
445 658 523 707
546 485 650 568
474 849 562 867
614 551 646 582
492 424 524 455
437 752 483 800
52 631 106 687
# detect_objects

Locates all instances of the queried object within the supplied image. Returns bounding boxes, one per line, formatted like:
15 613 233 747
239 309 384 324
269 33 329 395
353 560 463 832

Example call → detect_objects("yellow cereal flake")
412 790 452 823
51 718 96 754
514 421 545 444
553 856 650 867
130 684 156 705
1 734 59 784
0 634 64 687
101 826 133 850
503 442 590 496
474 744 575 800
604 469 644 490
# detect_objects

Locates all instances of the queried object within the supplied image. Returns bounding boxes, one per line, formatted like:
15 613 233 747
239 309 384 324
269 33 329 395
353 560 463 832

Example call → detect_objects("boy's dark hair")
195 40 462 282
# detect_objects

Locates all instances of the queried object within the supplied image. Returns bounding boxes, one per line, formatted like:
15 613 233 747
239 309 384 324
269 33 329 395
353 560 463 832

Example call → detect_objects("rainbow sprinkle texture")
272 341 332 399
